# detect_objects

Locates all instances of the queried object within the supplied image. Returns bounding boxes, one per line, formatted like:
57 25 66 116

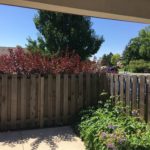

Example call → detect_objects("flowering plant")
77 93 150 150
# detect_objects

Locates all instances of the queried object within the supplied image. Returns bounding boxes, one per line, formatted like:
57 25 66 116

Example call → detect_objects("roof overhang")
0 0 150 24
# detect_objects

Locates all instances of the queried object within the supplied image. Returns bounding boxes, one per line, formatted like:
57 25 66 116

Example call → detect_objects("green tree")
123 26 150 64
101 53 113 66
111 54 121 66
26 10 104 59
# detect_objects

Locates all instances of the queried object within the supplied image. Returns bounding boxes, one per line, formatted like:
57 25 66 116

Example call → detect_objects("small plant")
77 93 150 150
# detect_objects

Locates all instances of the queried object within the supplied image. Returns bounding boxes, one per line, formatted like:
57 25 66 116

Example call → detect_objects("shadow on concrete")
0 126 77 150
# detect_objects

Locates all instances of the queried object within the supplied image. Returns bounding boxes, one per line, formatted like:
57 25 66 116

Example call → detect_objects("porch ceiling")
0 0 150 24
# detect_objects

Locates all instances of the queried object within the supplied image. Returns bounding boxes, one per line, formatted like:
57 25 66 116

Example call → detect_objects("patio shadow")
0 126 78 150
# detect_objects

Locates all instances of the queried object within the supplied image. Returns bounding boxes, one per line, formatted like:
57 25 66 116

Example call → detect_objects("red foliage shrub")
0 48 98 75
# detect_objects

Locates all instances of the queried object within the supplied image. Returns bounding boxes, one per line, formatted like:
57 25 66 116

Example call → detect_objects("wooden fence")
1 73 149 131
107 74 150 122
0 73 105 131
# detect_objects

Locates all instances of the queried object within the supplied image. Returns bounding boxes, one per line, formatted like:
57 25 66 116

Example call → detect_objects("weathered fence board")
40 77 44 127
20 76 26 128
147 77 150 122
56 74 61 124
47 74 53 126
119 75 124 102
63 74 69 124
139 76 145 119
1 75 7 130
131 76 138 110
86 74 91 106
71 75 76 115
79 74 83 109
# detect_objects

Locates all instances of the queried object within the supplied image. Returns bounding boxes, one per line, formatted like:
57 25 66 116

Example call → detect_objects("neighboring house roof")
0 47 28 55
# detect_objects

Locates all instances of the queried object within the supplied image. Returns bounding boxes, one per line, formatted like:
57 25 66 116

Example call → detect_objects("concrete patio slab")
0 131 23 150
0 126 85 150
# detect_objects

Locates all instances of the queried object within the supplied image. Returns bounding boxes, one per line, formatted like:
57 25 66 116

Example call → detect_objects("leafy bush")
0 48 98 75
77 93 150 150
124 60 150 73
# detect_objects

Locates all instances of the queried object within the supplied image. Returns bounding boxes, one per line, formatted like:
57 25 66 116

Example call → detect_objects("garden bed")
76 93 150 150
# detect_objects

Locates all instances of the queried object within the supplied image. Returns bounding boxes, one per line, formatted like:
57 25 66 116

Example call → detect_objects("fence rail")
107 74 150 122
0 73 104 131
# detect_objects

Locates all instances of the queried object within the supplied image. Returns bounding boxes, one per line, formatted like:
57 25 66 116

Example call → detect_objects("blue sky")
0 5 149 58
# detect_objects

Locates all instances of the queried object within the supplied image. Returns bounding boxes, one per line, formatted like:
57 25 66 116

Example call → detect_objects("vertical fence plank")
131 76 138 110
20 75 26 128
96 74 100 102
17 77 21 128
11 75 17 130
125 75 131 108
78 73 83 109
7 76 11 129
44 76 48 125
91 74 97 105
26 77 30 123
75 75 79 113
30 75 36 127
94 74 98 104
60 75 64 123
110 74 114 96
0 76 2 129
38 76 41 127
68 75 71 118
52 76 56 125
106 74 111 96
119 75 124 102
147 76 150 122
1 75 7 130
47 74 53 126
90 74 94 105
63 74 69 124
35 76 39 124
39 77 44 127
86 73 91 106
139 76 146 119
114 75 119 102
56 74 61 124
71 74 76 116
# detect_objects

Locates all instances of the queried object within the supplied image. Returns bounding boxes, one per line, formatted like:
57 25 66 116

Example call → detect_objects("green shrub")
77 93 150 150
125 60 150 73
